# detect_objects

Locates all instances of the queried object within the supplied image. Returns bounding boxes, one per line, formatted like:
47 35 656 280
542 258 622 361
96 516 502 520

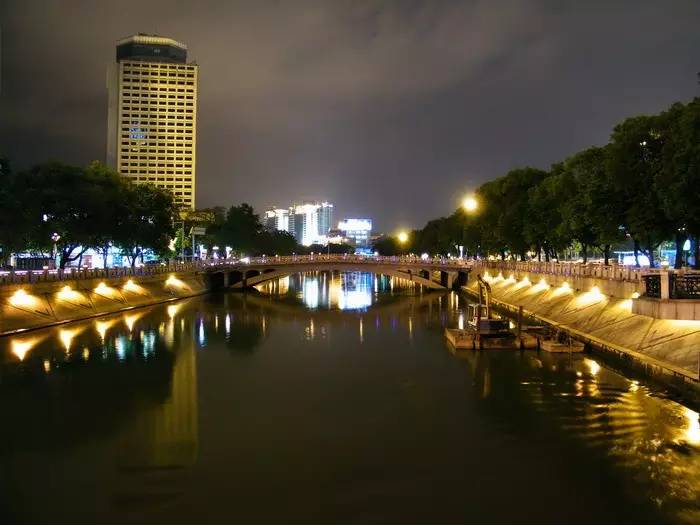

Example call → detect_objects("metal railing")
0 256 469 286
670 273 700 299
471 260 646 282
0 262 202 286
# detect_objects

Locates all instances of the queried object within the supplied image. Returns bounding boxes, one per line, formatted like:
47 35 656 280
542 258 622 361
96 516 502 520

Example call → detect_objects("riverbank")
462 273 700 401
0 271 208 336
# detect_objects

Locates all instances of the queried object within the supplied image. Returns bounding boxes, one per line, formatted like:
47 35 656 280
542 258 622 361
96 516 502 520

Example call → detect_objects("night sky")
1 1 699 232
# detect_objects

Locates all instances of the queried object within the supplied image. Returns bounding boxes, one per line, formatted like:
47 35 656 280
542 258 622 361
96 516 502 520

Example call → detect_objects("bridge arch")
205 262 468 291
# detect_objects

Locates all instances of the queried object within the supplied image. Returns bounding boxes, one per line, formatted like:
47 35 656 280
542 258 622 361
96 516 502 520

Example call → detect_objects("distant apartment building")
107 34 198 209
264 208 290 232
338 219 373 249
265 201 334 246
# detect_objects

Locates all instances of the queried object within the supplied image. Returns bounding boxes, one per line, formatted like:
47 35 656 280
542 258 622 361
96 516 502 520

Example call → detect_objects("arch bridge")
202 255 470 291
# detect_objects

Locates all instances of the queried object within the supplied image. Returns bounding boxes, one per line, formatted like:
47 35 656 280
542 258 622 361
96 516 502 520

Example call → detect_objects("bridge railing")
470 259 647 283
0 262 202 286
0 255 470 286
206 254 470 268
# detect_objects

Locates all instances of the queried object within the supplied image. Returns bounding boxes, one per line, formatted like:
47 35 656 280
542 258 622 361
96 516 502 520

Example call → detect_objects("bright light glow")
529 278 549 292
59 329 76 351
631 291 640 299
513 276 531 290
302 278 320 309
94 282 116 297
584 358 601 376
683 239 691 251
95 319 116 341
397 232 409 244
462 195 478 212
167 304 179 318
82 347 90 361
561 282 570 291
124 313 143 331
458 313 465 330
9 289 35 308
617 299 633 311
503 274 516 284
622 254 650 267
43 359 51 373
198 320 206 346
683 407 700 445
123 279 139 292
12 339 34 361
421 253 429 260
165 275 185 288
57 285 80 302
575 286 606 307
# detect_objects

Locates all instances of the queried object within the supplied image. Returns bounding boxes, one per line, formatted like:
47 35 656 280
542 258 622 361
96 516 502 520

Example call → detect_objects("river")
0 271 698 524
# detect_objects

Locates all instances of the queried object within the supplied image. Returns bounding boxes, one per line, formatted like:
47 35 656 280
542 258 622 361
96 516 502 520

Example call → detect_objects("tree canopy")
373 97 700 268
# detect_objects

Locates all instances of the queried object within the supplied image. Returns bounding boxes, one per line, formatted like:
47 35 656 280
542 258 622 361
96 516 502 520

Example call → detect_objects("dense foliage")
374 97 700 268
0 161 177 268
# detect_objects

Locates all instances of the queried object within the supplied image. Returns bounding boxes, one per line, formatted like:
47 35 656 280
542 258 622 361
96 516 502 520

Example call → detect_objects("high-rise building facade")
338 219 372 249
107 34 198 209
264 208 290 232
265 201 334 246
317 202 334 239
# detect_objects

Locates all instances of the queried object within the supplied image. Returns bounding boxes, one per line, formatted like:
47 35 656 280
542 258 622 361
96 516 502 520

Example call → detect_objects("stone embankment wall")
0 271 208 336
465 269 700 384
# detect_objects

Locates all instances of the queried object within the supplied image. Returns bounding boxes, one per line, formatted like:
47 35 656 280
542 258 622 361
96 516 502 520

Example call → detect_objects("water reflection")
257 271 419 311
0 277 698 524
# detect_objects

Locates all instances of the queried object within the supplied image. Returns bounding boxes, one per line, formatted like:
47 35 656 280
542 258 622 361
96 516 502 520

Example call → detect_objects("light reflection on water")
0 274 698 524
257 271 418 311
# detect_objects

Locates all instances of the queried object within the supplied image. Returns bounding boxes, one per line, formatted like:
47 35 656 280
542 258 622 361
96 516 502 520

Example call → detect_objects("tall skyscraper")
265 201 335 245
317 202 334 238
107 34 198 209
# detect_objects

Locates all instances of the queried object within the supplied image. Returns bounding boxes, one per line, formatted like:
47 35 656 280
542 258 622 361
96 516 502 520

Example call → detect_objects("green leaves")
0 161 177 268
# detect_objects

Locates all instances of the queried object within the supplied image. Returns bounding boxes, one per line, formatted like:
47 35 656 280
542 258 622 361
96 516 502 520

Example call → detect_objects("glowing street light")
462 195 478 213
397 231 409 244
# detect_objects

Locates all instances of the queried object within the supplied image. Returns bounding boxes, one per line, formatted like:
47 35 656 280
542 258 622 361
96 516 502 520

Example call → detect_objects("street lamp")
397 231 409 244
461 195 479 260
51 233 61 268
462 195 478 213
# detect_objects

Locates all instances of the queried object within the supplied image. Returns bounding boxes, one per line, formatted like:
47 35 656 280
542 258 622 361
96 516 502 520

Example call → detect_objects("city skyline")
1 1 700 231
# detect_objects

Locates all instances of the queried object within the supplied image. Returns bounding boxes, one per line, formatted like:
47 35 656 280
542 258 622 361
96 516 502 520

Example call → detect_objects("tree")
557 147 623 264
657 99 700 268
0 156 27 266
372 235 401 256
114 183 177 268
608 115 673 267
412 216 461 256
212 203 265 256
16 162 120 268
525 171 567 261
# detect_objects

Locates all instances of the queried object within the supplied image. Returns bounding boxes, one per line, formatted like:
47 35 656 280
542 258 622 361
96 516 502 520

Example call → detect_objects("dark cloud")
1 0 698 231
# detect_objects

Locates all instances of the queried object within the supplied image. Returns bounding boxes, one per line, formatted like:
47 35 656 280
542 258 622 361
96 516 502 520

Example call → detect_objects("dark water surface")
1 272 699 524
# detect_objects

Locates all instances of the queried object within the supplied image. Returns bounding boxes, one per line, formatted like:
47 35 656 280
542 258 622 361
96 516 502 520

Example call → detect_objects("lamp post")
51 232 61 269
461 195 479 260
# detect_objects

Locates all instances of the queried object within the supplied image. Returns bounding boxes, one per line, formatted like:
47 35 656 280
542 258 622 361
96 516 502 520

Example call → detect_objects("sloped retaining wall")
464 274 700 389
0 271 209 336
